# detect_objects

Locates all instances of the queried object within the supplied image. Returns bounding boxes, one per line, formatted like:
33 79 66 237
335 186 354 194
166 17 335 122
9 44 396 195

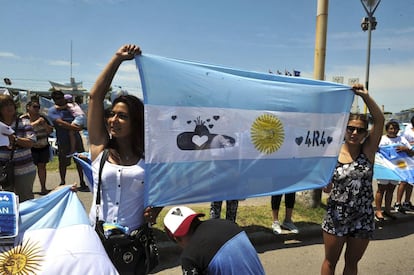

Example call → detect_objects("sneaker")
77 186 90 192
403 202 414 211
394 203 406 214
281 220 299 233
271 221 282 235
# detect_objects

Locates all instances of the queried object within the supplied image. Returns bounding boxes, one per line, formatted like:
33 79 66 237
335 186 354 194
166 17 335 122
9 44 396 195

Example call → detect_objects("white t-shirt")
89 151 145 232
379 135 411 148
402 127 414 146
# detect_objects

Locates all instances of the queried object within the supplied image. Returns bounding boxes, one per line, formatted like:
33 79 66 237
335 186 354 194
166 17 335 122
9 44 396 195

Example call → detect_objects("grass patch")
47 156 77 172
152 201 327 242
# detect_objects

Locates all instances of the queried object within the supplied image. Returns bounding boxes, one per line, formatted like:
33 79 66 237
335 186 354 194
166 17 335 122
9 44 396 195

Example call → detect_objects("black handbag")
0 159 14 189
95 149 159 275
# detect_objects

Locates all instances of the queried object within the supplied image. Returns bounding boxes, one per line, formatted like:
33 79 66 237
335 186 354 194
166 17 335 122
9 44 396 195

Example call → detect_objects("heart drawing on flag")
192 135 208 147
295 137 303 145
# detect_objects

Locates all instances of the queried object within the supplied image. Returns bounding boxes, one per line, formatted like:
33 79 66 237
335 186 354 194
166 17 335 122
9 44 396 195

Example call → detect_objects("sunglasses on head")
346 126 367 134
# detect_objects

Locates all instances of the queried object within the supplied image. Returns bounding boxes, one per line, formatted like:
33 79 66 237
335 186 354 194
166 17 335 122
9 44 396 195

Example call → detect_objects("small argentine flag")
136 54 354 207
374 145 414 183
0 187 118 274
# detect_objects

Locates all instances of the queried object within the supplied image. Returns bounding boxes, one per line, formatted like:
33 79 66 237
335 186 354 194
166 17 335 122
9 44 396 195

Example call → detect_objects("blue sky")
1 0 413 113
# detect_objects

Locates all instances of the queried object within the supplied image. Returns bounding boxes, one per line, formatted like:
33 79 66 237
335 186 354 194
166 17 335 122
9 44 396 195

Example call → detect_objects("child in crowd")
64 94 86 154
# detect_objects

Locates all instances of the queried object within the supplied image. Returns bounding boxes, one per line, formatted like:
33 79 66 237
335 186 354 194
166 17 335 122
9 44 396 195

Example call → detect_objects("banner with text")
137 54 354 206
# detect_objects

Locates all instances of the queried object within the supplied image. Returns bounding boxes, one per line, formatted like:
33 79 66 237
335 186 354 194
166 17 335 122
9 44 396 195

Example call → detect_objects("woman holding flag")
87 44 161 274
321 84 384 275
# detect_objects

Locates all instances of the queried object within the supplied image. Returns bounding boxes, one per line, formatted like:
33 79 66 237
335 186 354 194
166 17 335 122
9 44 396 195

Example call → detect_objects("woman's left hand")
352 84 368 97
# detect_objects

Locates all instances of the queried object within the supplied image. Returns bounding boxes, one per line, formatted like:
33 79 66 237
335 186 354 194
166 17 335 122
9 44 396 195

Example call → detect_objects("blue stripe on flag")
145 157 337 206
19 187 90 231
137 54 353 113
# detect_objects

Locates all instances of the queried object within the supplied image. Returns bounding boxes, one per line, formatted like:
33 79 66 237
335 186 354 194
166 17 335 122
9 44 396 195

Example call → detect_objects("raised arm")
88 44 142 161
353 84 385 159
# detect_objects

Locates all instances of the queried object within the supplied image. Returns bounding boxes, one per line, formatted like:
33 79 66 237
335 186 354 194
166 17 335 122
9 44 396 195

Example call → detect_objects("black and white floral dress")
322 153 375 239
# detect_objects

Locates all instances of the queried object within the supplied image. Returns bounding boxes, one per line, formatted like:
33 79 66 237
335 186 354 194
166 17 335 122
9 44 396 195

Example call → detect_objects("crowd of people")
1 44 413 274
0 89 89 202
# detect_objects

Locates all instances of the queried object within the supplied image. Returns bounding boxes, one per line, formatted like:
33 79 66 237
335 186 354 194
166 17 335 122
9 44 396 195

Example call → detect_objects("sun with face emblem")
0 239 43 274
251 113 284 154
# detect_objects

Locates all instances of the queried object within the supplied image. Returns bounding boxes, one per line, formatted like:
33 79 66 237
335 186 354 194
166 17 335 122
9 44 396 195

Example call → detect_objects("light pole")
360 0 381 113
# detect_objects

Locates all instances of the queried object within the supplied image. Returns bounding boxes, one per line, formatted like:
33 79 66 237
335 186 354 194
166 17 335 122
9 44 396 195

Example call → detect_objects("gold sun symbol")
396 160 407 169
250 113 284 154
0 239 43 274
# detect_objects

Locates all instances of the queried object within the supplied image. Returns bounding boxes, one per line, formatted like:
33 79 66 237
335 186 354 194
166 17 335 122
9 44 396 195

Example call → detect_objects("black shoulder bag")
0 119 19 190
94 149 159 275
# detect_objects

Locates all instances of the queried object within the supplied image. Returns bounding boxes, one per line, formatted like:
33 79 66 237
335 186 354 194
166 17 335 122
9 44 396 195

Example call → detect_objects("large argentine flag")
137 55 354 206
0 187 118 274
374 145 414 183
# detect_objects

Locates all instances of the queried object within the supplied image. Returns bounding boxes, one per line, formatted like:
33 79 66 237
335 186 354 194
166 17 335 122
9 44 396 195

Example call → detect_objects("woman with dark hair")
21 101 53 195
321 84 385 275
0 94 36 202
87 44 161 273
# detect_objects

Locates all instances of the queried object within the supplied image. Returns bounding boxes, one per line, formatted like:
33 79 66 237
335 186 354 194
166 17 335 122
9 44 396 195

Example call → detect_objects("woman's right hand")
115 44 142 61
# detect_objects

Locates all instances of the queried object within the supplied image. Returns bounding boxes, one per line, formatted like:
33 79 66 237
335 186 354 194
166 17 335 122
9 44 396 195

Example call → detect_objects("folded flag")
374 145 414 183
136 54 354 206
0 187 118 274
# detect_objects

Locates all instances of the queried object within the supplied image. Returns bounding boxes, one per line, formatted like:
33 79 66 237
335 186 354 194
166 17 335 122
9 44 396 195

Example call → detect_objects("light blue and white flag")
374 145 414 183
136 54 354 206
73 152 93 189
0 187 118 275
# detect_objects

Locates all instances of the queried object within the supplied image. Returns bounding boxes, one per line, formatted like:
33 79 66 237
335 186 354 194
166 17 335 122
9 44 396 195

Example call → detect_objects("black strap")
95 149 110 222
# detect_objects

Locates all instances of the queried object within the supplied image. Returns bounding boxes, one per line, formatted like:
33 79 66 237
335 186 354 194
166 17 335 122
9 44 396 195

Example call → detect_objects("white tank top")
89 151 145 232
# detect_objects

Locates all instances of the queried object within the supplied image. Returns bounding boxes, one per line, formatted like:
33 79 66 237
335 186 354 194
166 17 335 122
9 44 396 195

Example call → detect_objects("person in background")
87 44 162 273
210 200 239 223
0 94 36 202
271 193 298 234
375 121 413 219
64 94 86 154
321 84 384 275
164 205 265 275
399 115 414 212
48 90 88 191
21 101 53 195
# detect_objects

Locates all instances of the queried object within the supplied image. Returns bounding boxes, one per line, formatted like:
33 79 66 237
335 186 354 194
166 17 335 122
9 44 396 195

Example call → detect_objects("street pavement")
33 170 414 274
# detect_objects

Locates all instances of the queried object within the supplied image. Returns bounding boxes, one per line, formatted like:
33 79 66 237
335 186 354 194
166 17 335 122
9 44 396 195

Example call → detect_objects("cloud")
47 60 79 66
0 52 19 59
326 58 414 113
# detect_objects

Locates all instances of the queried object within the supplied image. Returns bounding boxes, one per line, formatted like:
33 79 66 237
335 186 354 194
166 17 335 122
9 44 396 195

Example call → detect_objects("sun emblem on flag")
396 160 407 169
0 239 43 274
250 113 284 154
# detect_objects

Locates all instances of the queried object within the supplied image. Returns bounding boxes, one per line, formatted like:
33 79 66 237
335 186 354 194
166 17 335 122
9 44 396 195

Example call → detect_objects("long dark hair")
107 95 144 158
0 94 17 121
